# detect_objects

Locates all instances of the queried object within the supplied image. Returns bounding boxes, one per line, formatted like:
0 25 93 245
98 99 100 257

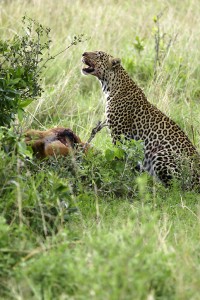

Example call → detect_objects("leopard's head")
82 51 121 80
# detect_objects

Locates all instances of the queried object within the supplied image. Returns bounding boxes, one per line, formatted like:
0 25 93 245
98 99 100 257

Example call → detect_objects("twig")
163 32 178 61
35 35 87 76
191 125 196 147
154 12 163 79
26 110 47 129
180 196 198 219
84 120 107 148
153 8 178 80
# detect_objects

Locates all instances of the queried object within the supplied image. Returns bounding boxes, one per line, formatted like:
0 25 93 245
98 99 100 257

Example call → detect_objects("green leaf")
133 36 144 53
114 147 125 159
17 108 24 122
105 149 115 161
153 16 157 23
17 140 33 158
18 99 33 108
8 78 21 85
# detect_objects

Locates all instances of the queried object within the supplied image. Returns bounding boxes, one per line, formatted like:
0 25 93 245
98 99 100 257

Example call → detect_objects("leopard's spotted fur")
82 51 200 188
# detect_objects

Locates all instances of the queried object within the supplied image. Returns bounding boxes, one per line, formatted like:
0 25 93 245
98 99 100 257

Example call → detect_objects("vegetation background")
0 0 200 299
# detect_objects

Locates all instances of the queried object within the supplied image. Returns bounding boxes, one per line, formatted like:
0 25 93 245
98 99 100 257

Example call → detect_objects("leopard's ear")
109 57 121 70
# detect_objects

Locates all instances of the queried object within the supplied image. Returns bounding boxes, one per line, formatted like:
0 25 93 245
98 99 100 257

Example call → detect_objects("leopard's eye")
97 51 102 58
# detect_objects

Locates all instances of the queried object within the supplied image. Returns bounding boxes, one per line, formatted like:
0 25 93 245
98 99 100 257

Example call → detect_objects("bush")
0 16 52 127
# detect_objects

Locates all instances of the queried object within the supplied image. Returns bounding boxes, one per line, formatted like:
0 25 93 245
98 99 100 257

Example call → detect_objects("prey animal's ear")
109 57 121 69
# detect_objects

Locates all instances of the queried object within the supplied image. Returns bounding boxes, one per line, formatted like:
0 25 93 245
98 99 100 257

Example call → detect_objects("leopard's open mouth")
82 57 95 74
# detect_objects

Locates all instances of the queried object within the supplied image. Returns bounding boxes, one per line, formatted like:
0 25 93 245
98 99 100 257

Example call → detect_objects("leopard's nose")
82 52 88 57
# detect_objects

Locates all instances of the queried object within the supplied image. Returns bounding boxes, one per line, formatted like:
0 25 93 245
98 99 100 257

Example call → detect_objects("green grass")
1 0 200 299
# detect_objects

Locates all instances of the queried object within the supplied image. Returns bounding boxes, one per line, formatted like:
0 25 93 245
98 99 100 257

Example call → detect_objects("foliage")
0 139 143 234
0 16 52 127
133 36 145 55
152 12 178 79
0 126 32 158
0 16 85 127
14 209 176 300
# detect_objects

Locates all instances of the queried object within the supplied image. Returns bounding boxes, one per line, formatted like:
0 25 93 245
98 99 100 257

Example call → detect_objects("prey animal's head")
25 127 87 158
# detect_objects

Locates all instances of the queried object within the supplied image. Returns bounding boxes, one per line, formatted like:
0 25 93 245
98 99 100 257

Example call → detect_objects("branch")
35 35 87 76
84 120 107 149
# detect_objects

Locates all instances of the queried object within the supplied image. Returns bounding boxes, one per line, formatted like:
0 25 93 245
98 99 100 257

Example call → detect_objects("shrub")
0 16 52 127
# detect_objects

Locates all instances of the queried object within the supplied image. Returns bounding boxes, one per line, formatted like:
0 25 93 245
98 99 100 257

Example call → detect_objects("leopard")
82 50 200 189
